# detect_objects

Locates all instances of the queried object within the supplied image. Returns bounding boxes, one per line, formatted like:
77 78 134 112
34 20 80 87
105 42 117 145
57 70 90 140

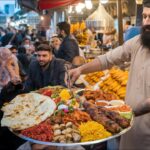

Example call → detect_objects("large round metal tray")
10 117 133 147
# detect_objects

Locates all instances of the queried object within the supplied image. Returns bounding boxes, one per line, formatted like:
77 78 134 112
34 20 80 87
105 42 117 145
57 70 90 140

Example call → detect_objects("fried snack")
84 71 105 85
83 90 118 101
99 68 129 100
50 110 91 127
63 110 91 126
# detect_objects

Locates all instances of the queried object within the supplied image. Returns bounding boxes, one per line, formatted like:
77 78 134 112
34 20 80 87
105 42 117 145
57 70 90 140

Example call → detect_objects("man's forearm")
79 58 101 74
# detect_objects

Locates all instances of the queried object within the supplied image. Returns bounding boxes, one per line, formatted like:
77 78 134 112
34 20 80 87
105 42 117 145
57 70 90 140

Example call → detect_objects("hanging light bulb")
100 0 109 4
85 0 93 10
75 5 82 13
75 3 85 13
136 0 143 4
68 6 73 13
40 16 44 20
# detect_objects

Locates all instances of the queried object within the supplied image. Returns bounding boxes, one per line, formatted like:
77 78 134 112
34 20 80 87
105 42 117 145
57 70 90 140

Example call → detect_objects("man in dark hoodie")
56 21 79 62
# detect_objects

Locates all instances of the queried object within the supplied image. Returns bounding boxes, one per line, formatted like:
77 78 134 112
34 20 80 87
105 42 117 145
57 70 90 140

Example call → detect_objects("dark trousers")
0 127 25 150
83 142 107 150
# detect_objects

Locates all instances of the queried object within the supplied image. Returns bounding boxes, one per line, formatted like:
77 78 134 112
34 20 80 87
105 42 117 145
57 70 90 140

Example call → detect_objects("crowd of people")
0 22 82 97
0 21 85 150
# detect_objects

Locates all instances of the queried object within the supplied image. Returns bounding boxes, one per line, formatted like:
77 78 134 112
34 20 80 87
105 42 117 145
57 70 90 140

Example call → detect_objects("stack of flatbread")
1 93 56 130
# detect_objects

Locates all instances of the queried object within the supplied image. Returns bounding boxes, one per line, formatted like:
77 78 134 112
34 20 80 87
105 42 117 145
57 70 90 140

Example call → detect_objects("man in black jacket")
56 21 79 62
24 44 67 92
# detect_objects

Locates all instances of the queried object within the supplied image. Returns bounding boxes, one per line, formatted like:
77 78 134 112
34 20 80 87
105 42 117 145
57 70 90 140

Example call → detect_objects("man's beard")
39 61 50 68
141 25 150 49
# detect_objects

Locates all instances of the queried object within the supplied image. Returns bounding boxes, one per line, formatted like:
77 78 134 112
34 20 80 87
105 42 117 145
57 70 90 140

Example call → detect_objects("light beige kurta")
97 35 150 150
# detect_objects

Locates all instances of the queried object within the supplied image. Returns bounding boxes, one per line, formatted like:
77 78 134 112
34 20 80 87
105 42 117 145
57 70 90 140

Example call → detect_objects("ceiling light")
136 0 143 4
40 16 44 20
85 0 93 9
68 6 73 13
75 3 85 13
100 0 109 4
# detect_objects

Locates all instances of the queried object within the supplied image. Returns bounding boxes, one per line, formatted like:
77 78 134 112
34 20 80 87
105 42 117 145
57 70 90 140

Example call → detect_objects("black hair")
57 22 70 35
143 0 150 7
37 44 52 52
18 46 26 54
34 41 41 49
23 37 31 42
41 41 50 45
10 45 17 50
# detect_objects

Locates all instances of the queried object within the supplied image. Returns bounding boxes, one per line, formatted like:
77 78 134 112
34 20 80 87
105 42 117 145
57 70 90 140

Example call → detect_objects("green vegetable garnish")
68 106 74 112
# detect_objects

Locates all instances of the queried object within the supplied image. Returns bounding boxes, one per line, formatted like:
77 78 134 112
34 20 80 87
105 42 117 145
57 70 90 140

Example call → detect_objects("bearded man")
69 1 150 150
23 44 67 92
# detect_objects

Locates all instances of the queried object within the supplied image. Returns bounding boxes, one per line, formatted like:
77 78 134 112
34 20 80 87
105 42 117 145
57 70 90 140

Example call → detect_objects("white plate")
109 100 125 106
95 100 110 106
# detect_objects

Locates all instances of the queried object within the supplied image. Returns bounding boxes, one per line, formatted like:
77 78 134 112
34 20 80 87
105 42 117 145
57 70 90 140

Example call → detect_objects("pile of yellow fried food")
84 71 105 85
99 68 128 99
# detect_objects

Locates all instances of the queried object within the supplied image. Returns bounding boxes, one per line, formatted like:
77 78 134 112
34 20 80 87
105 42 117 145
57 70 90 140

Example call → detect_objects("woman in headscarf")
0 47 21 103
0 47 25 150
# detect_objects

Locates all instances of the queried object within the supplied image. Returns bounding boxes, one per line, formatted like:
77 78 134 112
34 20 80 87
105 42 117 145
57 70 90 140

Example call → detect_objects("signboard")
27 11 40 25
27 16 40 25
0 14 7 24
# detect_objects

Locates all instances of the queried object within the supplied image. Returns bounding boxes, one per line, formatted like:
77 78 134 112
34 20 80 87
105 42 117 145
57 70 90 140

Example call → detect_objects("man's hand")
134 98 150 117
69 67 82 85
65 58 101 87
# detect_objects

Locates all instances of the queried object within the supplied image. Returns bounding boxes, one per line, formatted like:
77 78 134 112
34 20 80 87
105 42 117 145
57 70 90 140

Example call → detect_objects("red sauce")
21 121 53 142
96 102 108 106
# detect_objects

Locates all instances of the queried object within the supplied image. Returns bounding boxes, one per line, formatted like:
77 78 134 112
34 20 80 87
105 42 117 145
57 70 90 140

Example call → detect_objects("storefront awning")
17 0 37 11
38 0 82 10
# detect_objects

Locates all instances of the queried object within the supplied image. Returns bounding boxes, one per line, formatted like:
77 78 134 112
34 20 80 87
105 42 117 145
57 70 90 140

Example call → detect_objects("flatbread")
1 93 56 130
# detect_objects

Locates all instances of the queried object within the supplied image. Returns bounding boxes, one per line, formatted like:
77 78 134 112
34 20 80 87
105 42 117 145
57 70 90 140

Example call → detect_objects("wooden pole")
136 4 143 26
117 0 123 45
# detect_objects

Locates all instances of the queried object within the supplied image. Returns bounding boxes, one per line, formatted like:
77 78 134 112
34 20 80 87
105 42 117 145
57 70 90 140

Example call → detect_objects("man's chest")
127 48 150 102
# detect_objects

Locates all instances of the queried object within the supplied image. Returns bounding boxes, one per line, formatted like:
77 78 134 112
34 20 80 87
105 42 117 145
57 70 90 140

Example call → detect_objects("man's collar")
42 62 50 71
63 35 70 40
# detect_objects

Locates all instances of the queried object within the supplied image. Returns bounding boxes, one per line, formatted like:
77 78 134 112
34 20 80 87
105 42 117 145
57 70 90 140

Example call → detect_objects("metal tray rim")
11 119 133 147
